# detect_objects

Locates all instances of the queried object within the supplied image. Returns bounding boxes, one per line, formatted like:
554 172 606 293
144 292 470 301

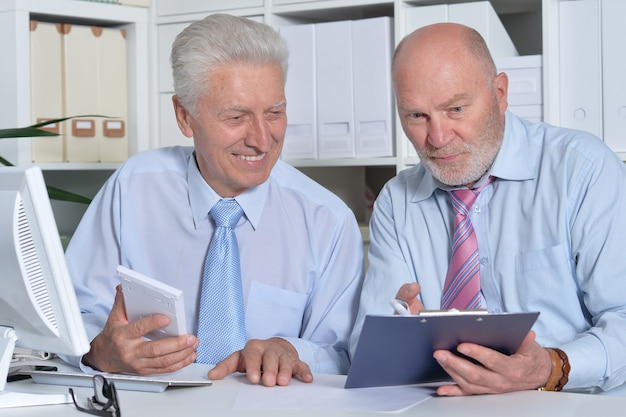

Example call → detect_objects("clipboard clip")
389 299 488 317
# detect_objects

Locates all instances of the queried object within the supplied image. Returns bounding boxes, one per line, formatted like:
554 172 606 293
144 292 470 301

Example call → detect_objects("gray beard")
418 109 504 187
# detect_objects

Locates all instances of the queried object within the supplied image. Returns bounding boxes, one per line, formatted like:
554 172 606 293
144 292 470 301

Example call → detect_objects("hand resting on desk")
82 286 199 375
83 286 314 387
394 282 554 396
208 337 314 387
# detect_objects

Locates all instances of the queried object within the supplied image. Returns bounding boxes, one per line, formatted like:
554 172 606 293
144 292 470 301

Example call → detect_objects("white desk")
2 373 626 417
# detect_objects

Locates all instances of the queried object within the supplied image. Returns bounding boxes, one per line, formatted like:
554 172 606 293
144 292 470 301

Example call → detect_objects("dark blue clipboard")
345 311 540 389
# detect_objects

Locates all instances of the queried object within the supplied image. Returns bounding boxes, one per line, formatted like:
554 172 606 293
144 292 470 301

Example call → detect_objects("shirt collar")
188 153 269 230
411 111 534 202
489 111 535 182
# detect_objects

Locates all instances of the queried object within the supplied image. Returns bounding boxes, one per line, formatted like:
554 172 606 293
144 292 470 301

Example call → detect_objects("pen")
389 299 412 316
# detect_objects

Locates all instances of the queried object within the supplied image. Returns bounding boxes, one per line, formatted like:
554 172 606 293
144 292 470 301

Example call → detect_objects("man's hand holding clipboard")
345 282 541 392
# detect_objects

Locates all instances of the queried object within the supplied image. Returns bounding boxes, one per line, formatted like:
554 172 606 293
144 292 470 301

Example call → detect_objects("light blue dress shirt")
65 146 364 374
351 111 626 392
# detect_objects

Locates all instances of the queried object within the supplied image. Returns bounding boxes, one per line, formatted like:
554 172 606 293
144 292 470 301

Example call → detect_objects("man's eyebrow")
225 106 247 112
396 101 418 112
222 100 286 113
268 100 287 109
439 94 470 109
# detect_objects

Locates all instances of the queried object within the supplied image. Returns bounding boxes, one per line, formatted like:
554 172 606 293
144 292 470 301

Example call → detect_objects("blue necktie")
196 199 246 364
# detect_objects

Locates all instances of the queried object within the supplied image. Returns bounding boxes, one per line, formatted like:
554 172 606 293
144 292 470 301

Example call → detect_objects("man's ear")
172 95 194 138
494 72 509 114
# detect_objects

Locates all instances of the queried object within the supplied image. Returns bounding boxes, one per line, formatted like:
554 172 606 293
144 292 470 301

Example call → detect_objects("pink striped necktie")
441 178 493 310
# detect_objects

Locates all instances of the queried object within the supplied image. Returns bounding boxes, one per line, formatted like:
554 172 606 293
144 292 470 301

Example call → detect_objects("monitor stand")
0 326 71 408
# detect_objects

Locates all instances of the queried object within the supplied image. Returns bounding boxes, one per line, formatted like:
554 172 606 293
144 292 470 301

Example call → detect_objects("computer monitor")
0 166 90 407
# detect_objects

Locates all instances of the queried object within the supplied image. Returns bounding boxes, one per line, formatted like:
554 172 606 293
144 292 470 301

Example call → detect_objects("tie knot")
449 176 495 215
450 189 479 214
210 199 243 229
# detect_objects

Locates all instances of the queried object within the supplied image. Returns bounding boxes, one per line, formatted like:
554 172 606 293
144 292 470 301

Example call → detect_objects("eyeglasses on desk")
69 374 121 417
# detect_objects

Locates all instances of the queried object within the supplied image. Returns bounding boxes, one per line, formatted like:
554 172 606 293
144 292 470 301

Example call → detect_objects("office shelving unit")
0 0 151 171
7 0 622 229
153 0 547 223
0 0 151 236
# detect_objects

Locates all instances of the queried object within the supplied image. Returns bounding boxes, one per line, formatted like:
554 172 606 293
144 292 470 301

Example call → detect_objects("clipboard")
345 311 540 389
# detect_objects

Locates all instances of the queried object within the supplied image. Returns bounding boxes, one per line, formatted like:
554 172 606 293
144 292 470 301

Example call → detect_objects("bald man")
350 23 626 396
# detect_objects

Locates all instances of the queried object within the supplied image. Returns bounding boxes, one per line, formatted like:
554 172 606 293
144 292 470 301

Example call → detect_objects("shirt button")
479 257 488 265
474 206 481 213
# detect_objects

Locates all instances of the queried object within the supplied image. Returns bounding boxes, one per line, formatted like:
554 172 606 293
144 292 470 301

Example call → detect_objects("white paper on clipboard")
345 311 540 389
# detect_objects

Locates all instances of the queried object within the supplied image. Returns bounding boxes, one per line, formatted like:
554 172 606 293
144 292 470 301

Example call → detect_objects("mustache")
419 142 472 158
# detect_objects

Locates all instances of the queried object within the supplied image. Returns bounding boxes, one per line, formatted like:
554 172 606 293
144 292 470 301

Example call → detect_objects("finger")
128 335 199 374
395 282 420 301
433 350 493 395
395 283 424 313
456 342 502 370
514 330 537 355
207 351 244 381
262 340 311 386
436 383 467 397
138 334 198 359
407 297 425 313
258 349 281 387
107 286 131 324
455 331 536 373
290 360 313 384
241 342 266 384
111 283 173 340
271 349 308 386
133 345 198 375
127 313 171 340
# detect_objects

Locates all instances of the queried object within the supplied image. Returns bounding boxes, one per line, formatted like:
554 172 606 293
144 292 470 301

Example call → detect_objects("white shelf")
0 0 150 169
32 162 121 171
285 157 398 168
0 0 146 21
271 0 394 17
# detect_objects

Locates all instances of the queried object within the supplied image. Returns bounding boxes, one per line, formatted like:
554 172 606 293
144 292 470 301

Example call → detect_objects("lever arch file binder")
495 55 543 123
404 1 518 59
280 24 318 160
448 1 518 58
352 17 394 159
30 21 64 162
558 0 602 139
602 0 626 153
63 24 99 162
316 20 355 159
97 27 128 162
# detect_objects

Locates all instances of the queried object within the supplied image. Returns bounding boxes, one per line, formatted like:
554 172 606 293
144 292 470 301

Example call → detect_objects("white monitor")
0 166 90 407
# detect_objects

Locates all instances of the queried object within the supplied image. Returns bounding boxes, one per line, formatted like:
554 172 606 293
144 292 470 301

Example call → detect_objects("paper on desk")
233 373 434 413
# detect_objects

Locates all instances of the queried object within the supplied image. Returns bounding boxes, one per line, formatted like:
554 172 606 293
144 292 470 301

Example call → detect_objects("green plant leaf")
0 115 111 139
0 155 14 167
0 115 111 204
0 126 58 138
46 185 92 204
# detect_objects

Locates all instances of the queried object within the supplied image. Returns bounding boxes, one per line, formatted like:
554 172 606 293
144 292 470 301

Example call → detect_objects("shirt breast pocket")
515 241 581 342
245 280 308 340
